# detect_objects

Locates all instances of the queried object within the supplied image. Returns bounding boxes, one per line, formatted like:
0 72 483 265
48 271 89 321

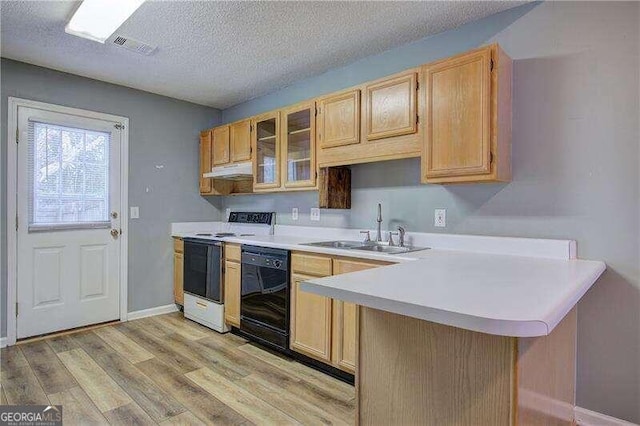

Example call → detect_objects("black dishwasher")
240 246 290 353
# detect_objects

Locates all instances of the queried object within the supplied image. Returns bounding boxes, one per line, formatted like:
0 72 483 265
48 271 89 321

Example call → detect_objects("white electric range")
182 212 275 333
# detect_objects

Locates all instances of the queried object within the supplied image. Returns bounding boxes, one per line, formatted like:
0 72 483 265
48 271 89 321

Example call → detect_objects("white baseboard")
127 304 179 321
575 407 638 426
0 337 7 348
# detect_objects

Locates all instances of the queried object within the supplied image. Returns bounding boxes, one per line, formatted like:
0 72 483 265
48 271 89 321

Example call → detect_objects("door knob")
110 229 119 239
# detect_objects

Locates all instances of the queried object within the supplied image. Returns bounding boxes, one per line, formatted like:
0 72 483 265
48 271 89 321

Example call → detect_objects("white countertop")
172 222 605 337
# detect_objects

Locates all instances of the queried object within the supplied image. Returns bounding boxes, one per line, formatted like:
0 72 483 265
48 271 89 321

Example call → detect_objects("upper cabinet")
365 71 418 140
198 43 512 197
230 119 252 162
318 90 360 149
252 111 281 190
212 125 230 166
282 101 316 189
317 69 422 168
199 130 213 195
422 44 511 184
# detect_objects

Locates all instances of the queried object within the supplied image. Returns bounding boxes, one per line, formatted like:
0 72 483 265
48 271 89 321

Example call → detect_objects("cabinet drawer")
292 252 332 277
225 243 241 262
173 238 184 253
333 258 391 274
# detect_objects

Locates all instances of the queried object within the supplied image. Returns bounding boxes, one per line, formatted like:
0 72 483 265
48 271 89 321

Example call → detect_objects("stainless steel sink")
302 240 429 255
302 240 367 249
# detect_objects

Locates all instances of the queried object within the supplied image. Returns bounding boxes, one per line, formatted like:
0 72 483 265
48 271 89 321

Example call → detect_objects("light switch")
130 206 140 219
292 208 299 221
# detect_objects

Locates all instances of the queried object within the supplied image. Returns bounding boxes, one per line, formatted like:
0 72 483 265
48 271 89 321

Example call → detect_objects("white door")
16 106 122 339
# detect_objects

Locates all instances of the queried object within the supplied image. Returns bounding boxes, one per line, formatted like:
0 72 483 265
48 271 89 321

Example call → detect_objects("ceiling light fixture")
65 0 146 43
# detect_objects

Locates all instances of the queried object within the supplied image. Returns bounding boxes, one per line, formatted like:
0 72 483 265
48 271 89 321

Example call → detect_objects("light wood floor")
0 312 355 425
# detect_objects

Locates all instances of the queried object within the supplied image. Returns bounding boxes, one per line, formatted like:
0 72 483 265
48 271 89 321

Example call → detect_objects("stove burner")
215 232 236 237
195 233 212 236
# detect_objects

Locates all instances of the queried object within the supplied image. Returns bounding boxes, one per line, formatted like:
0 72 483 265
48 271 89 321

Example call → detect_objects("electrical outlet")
434 209 446 227
130 206 139 219
292 208 299 221
310 208 320 222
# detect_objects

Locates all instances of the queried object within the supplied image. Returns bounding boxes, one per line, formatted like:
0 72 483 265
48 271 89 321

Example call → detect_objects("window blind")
28 120 111 232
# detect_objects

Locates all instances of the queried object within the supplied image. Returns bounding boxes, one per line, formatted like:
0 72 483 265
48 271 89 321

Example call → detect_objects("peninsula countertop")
301 250 605 337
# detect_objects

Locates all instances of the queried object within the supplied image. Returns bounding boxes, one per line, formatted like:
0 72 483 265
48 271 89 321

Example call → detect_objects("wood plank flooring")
0 312 355 425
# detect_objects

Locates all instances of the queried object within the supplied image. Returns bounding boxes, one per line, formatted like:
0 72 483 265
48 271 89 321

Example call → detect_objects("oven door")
184 239 222 303
241 258 288 332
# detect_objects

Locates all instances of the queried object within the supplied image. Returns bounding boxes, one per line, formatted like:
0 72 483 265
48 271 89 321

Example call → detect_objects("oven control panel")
228 212 274 225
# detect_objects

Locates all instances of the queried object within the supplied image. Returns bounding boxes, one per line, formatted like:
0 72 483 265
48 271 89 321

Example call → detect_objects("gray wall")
221 2 640 422
0 59 224 336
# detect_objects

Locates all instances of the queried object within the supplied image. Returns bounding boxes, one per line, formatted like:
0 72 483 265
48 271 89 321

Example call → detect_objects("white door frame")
5 97 129 346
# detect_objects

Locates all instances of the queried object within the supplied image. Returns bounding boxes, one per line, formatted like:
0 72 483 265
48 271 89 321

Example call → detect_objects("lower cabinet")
173 238 184 306
332 300 357 373
291 273 333 362
290 252 391 373
224 261 241 327
224 244 241 327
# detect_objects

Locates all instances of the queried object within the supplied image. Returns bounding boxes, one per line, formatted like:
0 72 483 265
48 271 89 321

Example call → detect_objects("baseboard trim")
127 304 179 321
0 337 7 348
575 407 638 426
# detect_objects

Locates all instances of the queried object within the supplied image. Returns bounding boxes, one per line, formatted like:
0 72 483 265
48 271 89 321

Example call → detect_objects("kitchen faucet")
376 203 383 242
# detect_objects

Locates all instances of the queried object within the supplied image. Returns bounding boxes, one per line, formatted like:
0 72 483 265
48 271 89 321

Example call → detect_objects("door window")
28 120 110 231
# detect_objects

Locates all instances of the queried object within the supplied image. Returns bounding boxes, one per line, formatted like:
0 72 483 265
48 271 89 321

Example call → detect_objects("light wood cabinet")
230 119 252 162
173 238 184 306
332 258 388 374
252 111 281 191
198 43 512 196
290 252 390 373
318 90 360 149
317 69 422 168
365 71 418 141
422 44 511 183
282 101 316 189
223 243 241 327
291 273 333 362
212 125 230 166
223 260 241 327
199 130 213 195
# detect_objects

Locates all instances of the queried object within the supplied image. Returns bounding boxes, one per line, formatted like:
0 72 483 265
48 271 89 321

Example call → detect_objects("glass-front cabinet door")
252 112 280 190
282 101 316 188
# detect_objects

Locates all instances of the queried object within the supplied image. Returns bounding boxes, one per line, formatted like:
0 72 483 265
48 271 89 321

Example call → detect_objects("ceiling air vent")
110 35 156 56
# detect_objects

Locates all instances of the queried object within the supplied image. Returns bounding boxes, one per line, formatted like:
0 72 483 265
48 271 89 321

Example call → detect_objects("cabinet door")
199 130 212 194
283 102 316 188
332 258 389 373
318 90 360 149
224 261 241 327
424 47 492 178
365 72 418 141
212 125 231 166
230 120 252 162
253 112 281 190
290 273 332 362
173 252 184 305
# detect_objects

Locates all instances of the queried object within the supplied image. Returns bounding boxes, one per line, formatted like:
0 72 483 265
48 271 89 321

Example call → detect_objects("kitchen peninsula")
301 244 605 425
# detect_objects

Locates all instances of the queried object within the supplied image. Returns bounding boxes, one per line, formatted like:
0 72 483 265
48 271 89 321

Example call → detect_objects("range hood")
203 161 253 180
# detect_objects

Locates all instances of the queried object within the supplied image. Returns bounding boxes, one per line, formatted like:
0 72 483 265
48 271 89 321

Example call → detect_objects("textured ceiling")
1 1 526 109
